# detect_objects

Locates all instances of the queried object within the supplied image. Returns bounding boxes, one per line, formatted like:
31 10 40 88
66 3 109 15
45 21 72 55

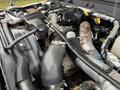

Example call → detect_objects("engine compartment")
0 1 120 90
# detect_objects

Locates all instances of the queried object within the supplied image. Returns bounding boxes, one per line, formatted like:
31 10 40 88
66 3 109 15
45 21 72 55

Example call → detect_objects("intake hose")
15 50 36 90
41 44 65 90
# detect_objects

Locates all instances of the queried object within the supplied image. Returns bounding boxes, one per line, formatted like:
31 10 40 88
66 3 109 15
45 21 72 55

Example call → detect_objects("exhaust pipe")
41 44 65 90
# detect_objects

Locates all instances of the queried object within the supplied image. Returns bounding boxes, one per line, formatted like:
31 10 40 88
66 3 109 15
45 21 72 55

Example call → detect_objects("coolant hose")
41 44 65 90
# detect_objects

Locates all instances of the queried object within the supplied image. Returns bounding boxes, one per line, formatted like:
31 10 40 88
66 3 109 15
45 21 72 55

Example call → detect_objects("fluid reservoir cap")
66 31 76 39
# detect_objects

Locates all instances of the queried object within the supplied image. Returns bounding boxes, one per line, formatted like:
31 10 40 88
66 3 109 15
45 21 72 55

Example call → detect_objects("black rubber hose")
15 50 36 90
4 28 39 50
45 19 120 89
41 44 65 86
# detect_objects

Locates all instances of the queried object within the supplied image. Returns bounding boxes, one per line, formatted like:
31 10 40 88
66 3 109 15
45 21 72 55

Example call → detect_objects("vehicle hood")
57 0 120 20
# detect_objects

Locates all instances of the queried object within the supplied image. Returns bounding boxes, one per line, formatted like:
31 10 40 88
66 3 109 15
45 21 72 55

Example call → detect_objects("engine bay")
0 1 120 90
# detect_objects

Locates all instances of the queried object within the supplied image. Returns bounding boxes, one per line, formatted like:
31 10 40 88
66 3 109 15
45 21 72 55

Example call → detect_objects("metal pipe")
101 20 120 54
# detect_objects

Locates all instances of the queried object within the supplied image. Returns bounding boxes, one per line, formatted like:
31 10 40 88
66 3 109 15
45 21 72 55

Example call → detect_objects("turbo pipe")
41 44 65 90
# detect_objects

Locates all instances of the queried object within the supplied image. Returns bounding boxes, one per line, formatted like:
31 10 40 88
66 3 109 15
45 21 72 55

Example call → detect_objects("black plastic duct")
15 50 36 90
41 44 65 89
